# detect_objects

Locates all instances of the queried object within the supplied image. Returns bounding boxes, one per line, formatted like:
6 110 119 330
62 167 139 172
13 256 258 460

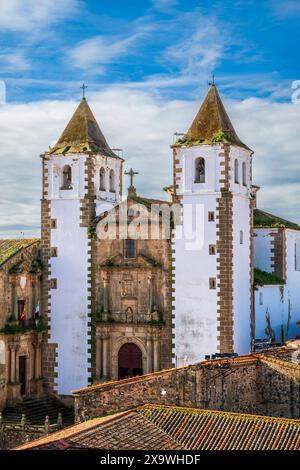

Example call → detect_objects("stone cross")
124 168 139 188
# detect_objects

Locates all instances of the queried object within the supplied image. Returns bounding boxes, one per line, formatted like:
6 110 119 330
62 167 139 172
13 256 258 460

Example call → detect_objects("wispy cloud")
0 51 31 73
67 21 155 75
0 0 81 32
268 0 300 18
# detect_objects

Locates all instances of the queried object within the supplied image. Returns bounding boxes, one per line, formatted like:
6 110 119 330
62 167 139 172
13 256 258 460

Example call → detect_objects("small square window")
50 279 57 289
209 245 216 255
51 219 57 229
51 247 58 257
208 212 215 222
209 277 216 289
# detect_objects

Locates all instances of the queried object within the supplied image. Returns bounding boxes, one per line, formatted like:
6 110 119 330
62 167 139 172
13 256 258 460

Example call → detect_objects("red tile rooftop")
16 404 300 451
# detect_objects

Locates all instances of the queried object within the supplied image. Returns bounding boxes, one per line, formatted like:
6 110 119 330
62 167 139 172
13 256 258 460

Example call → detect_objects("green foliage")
211 131 231 143
254 268 285 287
87 224 97 239
254 209 300 230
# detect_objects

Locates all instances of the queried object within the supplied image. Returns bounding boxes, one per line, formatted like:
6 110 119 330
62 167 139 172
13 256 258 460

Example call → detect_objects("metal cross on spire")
208 73 216 87
125 168 139 187
80 83 88 98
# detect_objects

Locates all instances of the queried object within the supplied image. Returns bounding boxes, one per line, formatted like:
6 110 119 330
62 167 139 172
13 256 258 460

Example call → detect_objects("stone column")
27 277 33 319
146 336 153 373
153 336 160 372
95 333 102 379
102 335 109 378
14 347 19 383
147 276 153 314
103 276 109 321
35 345 40 379
8 346 12 383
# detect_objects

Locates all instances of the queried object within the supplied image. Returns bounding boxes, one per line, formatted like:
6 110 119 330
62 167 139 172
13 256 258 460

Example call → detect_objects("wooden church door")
118 343 143 380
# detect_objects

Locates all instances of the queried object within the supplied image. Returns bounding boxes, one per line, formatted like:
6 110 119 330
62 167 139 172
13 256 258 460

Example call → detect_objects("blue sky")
0 0 300 237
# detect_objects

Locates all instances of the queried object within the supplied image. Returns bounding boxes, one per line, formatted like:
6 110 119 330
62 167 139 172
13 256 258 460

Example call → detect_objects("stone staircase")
2 396 74 426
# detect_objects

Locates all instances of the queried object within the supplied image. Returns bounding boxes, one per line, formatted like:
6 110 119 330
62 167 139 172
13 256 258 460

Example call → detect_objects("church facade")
0 84 300 406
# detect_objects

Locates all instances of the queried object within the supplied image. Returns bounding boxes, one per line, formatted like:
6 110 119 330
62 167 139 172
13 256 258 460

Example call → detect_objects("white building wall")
254 229 300 343
254 229 274 273
173 193 218 365
232 194 251 354
230 147 252 354
255 285 285 342
46 154 91 395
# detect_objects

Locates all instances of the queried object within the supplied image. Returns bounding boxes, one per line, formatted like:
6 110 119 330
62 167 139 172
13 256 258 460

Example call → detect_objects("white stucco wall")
46 154 91 395
254 229 274 273
255 285 285 342
254 228 300 343
232 194 251 354
173 144 252 365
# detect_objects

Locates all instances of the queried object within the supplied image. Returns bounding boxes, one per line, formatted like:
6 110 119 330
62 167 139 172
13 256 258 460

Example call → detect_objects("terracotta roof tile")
16 405 300 451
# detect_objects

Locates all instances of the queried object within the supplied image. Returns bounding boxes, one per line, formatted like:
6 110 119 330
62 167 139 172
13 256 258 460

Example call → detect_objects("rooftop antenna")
80 83 88 98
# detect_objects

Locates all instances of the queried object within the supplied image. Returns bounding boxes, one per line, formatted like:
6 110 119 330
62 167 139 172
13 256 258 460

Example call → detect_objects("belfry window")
195 157 205 183
61 165 72 189
100 167 105 191
242 162 247 186
109 169 115 192
234 159 239 184
124 239 136 259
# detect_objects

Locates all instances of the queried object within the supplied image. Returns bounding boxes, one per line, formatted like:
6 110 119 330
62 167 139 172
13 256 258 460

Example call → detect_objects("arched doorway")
118 343 143 380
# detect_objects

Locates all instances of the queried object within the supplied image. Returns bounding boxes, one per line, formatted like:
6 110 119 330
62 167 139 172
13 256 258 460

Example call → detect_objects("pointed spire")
176 85 247 149
50 97 118 157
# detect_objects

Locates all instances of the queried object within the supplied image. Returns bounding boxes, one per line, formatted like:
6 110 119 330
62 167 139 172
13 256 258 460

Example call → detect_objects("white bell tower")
172 85 254 366
41 97 123 395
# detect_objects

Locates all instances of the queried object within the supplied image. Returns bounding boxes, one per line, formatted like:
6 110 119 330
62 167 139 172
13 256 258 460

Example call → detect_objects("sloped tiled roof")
16 404 300 450
0 239 39 267
254 208 300 230
139 405 300 450
50 97 120 158
15 410 181 450
174 84 248 149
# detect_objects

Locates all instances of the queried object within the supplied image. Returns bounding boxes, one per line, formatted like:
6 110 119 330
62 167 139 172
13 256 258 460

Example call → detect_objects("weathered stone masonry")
73 351 300 422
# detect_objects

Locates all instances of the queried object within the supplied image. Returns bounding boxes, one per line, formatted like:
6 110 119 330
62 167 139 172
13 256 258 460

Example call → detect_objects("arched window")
99 167 105 191
242 162 247 186
61 165 72 189
195 157 205 183
234 159 239 184
109 169 115 192
118 343 143 379
240 230 243 245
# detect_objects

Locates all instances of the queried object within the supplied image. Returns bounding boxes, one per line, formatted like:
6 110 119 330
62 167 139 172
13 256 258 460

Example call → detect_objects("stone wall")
74 352 300 422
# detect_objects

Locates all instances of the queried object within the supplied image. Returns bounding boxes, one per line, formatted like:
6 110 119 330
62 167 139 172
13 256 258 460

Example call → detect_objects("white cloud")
67 21 155 74
67 34 139 73
162 14 229 76
1 86 300 238
0 51 31 72
0 0 80 32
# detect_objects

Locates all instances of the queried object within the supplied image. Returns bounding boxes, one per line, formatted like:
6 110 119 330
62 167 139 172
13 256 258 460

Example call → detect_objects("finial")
80 83 88 98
